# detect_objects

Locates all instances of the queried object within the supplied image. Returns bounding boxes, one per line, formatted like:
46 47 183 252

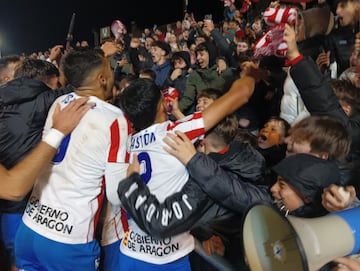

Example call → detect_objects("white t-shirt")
23 93 131 244
120 112 205 264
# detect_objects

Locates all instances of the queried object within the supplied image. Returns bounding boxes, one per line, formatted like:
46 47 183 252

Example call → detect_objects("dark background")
0 0 224 55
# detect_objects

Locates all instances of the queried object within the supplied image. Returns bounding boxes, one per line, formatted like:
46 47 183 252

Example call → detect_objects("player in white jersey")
14 48 131 270
116 75 258 270
0 97 92 201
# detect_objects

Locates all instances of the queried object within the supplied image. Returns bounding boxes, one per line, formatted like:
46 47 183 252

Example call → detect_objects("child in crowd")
171 87 259 155
118 113 350 223
283 23 360 210
270 153 341 218
339 39 360 88
178 41 234 115
119 111 265 271
256 116 290 169
118 115 348 270
195 88 222 112
188 114 264 271
170 87 222 120
163 50 192 109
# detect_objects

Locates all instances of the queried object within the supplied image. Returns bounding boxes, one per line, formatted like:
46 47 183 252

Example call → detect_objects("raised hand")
283 23 301 61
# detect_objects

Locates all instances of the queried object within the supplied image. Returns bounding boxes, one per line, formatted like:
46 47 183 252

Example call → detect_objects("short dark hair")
197 88 223 101
139 68 156 81
266 116 291 138
206 114 239 147
151 40 171 56
0 55 21 73
0 55 21 84
14 58 59 81
60 48 105 88
329 78 360 114
117 78 161 132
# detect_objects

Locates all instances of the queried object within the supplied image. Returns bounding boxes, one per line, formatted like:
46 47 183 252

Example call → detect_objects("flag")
253 23 288 58
263 7 298 26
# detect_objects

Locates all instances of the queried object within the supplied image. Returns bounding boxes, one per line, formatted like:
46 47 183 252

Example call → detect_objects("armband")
42 128 65 149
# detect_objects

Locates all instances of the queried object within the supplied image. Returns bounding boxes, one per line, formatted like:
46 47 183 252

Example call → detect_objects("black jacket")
118 140 268 239
290 56 360 197
118 145 334 271
324 26 356 76
0 77 73 212
290 56 360 163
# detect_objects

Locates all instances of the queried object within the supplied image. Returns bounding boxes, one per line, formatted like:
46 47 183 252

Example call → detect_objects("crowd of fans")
1 0 360 270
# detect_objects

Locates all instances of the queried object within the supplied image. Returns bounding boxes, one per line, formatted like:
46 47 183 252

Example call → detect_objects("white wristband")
42 128 65 149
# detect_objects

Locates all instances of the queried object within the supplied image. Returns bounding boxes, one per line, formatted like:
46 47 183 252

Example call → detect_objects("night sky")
0 0 224 56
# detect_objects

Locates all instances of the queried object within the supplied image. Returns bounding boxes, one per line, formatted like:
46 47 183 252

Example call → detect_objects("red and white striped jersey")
120 112 205 264
22 93 131 244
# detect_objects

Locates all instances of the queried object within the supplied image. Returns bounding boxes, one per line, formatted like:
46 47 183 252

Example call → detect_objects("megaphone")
242 203 360 271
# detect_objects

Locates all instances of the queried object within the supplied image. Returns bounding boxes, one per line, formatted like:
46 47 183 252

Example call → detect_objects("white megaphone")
242 203 360 271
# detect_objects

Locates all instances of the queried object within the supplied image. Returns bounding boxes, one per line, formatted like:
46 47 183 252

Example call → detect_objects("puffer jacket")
0 77 73 213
